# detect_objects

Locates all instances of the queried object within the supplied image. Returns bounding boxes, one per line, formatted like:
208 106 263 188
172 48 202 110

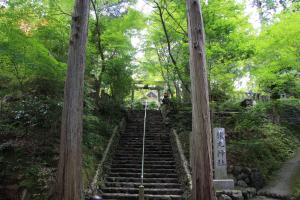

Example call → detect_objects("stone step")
105 177 179 183
120 136 170 139
126 123 165 126
110 168 176 174
108 172 178 178
116 146 172 150
114 154 173 158
113 155 173 159
102 187 183 195
110 163 176 169
123 131 169 134
122 130 168 133
117 148 172 152
119 138 170 141
120 134 169 138
117 147 173 152
116 148 173 152
102 193 183 200
115 151 173 155
112 160 176 165
115 150 173 154
118 144 172 148
118 143 170 146
116 148 172 152
101 111 182 199
120 137 170 140
114 153 173 157
126 124 165 127
105 182 181 189
115 157 174 162
125 126 166 128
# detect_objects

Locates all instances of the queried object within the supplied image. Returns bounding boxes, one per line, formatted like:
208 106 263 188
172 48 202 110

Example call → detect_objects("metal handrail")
141 100 147 185
139 101 147 200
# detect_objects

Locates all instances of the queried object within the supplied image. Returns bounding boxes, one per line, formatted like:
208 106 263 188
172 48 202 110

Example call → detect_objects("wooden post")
55 0 89 199
186 0 216 199
139 185 144 200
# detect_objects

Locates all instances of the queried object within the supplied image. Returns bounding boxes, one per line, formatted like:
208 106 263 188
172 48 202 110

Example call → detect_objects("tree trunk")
56 0 89 199
186 0 216 199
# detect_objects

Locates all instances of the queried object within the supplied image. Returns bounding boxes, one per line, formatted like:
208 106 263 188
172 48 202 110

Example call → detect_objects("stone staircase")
101 110 183 199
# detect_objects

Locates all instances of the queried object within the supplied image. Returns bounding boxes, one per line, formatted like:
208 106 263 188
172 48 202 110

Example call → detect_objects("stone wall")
87 117 126 195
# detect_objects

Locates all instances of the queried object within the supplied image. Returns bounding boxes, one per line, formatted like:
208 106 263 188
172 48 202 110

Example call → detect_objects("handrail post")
139 100 147 200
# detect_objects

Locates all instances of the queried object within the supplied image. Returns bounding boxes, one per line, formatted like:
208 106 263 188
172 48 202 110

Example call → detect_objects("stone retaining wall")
87 117 126 195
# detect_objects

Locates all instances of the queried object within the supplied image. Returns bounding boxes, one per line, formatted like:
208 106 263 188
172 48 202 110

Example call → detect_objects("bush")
228 123 299 178
226 100 300 179
3 95 62 130
293 172 300 198
216 99 244 112
171 99 300 181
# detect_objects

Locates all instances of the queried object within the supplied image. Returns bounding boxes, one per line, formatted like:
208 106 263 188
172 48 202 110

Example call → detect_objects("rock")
2 95 17 103
231 190 244 200
237 180 248 188
228 165 234 174
241 167 252 175
250 169 265 189
244 177 251 185
219 194 232 200
231 176 237 185
249 196 277 200
241 187 256 199
233 166 243 177
238 173 248 181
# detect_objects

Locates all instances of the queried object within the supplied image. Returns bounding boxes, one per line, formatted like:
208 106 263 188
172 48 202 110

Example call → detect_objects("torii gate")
131 82 164 108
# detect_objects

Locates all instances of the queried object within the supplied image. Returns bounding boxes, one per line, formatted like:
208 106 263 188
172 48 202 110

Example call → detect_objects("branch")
91 0 106 92
154 0 190 93
164 6 188 36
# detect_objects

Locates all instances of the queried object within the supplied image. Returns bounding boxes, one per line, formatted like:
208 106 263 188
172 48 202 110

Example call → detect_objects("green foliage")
293 171 300 198
88 4 145 105
226 101 300 178
253 10 300 97
233 103 269 132
228 122 299 178
202 0 254 97
0 0 299 198
0 4 66 97
0 1 129 198
275 99 300 131
213 99 244 112
81 85 123 188
148 101 158 110
172 100 300 181
143 0 254 100
130 100 144 110
8 96 61 129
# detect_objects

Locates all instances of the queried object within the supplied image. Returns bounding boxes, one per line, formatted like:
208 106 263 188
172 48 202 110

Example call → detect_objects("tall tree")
252 9 300 98
55 0 89 199
186 0 216 199
153 0 191 94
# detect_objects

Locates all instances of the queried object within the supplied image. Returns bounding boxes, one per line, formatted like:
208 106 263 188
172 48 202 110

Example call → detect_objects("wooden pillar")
186 0 216 199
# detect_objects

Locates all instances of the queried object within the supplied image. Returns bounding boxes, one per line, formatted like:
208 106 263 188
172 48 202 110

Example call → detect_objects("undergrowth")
0 86 123 199
171 99 300 181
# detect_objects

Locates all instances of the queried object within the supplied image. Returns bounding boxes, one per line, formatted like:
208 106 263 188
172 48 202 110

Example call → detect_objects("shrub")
228 123 299 178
